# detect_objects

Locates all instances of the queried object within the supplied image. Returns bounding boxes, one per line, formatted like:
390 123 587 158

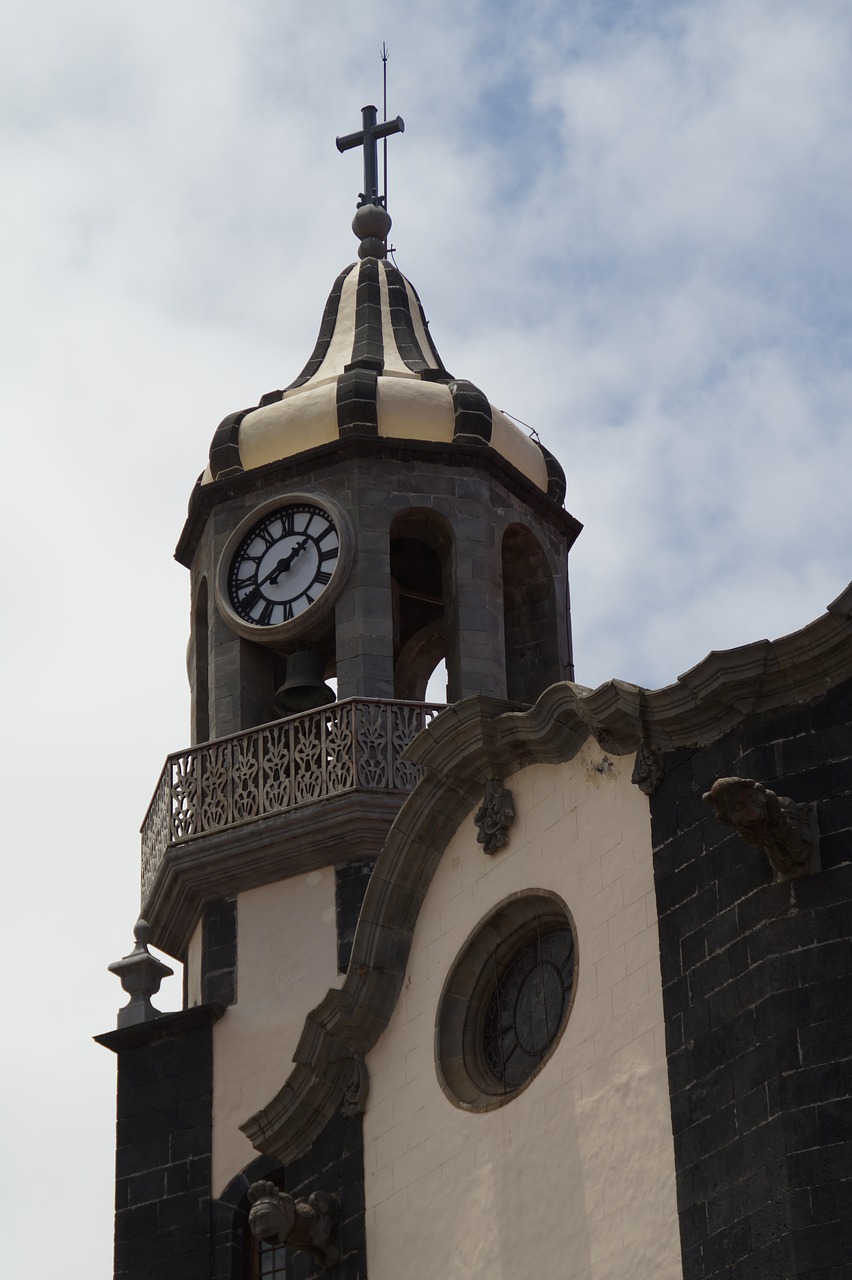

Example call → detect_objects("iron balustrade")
140 698 442 899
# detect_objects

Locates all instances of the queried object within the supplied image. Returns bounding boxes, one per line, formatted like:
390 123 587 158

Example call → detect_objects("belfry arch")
502 522 561 703
390 508 453 702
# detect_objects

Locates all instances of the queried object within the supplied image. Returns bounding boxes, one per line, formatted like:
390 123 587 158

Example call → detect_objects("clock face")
227 502 340 628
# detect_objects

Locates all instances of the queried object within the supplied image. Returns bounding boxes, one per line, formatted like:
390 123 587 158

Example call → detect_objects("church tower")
99 104 582 1280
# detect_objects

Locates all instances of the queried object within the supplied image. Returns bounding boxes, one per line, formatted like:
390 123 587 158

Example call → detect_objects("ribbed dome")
205 257 566 503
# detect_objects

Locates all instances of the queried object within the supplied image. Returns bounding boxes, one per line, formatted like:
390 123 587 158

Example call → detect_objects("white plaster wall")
363 743 682 1280
185 918 203 1008
212 869 343 1195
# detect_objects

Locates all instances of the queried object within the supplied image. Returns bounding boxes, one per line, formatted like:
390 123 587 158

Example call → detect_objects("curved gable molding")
556 581 852 753
239 696 593 1161
240 583 852 1162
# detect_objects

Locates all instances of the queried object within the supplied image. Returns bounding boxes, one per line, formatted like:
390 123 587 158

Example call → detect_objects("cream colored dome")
205 257 565 503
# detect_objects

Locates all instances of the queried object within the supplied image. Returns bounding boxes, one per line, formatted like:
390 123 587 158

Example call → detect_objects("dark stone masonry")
335 859 376 973
201 898 237 1007
99 1003 366 1280
650 677 852 1279
96 1005 224 1280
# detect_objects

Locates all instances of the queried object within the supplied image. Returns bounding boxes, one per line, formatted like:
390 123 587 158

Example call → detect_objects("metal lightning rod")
382 42 389 209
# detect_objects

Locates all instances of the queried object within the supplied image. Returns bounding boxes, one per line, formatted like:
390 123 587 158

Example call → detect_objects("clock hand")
268 537 310 583
254 557 290 590
240 538 312 603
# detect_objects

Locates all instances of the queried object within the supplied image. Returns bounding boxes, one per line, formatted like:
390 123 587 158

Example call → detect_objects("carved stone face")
707 778 767 827
248 1195 295 1243
725 784 766 826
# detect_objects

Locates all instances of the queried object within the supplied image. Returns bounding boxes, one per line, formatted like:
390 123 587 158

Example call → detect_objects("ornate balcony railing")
140 698 442 900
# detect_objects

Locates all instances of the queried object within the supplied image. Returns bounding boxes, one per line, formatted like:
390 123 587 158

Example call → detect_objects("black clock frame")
215 493 353 646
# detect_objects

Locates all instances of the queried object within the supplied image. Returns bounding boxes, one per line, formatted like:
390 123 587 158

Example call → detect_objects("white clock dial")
227 502 340 627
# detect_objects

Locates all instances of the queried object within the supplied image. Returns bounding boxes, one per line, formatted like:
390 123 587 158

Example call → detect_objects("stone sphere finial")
352 201 392 260
133 917 152 945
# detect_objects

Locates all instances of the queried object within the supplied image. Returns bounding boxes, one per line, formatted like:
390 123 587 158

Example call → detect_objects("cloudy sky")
3 1 851 1273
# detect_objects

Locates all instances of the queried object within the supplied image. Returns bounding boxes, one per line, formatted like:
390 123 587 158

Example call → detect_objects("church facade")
98 110 852 1280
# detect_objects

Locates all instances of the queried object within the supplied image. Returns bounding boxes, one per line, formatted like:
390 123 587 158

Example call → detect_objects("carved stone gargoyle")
247 1180 340 1271
702 777 818 878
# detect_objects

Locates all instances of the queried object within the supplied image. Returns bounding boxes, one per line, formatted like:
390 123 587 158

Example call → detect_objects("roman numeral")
258 601 275 625
319 546 338 564
315 570 331 586
238 586 262 613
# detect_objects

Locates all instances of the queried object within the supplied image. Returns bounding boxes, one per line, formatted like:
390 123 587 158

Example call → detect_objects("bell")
273 651 336 716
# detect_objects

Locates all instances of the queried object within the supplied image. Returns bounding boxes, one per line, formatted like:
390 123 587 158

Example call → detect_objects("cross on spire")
336 104 404 208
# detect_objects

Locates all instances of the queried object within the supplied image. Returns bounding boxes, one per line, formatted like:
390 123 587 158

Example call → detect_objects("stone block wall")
201 898 237 1007
100 1004 365 1280
651 676 852 1278
97 1005 224 1280
335 859 375 972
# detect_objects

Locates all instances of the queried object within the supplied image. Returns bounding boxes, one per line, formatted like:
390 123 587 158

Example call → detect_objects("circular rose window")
436 891 577 1110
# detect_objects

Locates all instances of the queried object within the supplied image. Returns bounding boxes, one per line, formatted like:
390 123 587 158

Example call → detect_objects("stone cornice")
239 583 852 1162
95 1002 225 1053
544 581 852 754
175 435 582 569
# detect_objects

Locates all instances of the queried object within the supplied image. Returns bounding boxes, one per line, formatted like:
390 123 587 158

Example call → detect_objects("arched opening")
213 1154 284 1280
193 578 210 744
390 510 453 702
425 658 448 703
213 1109 366 1279
502 524 561 703
244 1170 288 1280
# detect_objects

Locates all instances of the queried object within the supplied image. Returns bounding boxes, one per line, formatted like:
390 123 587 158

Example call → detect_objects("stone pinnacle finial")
108 916 174 1028
336 103 404 259
351 201 393 260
